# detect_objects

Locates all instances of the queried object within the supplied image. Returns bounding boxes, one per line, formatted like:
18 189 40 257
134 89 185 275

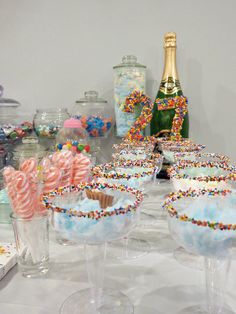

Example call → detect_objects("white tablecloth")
0 181 236 314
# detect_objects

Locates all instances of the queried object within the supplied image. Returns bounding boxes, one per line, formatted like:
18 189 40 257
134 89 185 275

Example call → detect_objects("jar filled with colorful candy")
113 55 146 138
0 85 33 145
72 91 114 138
55 118 91 156
33 108 70 149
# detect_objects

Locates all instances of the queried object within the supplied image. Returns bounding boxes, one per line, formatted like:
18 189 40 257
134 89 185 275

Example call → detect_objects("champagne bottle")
150 32 189 138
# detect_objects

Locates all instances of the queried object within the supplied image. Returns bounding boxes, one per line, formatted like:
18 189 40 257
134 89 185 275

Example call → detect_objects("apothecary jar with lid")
72 91 114 138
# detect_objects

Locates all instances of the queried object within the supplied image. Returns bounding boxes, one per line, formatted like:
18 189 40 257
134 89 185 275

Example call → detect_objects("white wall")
0 0 236 159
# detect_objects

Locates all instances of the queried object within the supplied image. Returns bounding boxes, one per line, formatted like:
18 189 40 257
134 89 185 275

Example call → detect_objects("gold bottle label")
159 77 181 95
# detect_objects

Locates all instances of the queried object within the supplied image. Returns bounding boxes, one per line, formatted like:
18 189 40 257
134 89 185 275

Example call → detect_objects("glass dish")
174 152 230 164
43 182 143 314
169 160 235 191
161 141 205 164
163 189 236 314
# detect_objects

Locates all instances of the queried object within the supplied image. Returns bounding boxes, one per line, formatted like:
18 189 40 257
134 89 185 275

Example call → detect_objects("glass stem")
85 243 107 310
205 257 230 314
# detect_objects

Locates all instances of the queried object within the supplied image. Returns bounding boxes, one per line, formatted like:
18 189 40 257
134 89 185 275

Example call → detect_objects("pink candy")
72 154 91 185
3 151 92 219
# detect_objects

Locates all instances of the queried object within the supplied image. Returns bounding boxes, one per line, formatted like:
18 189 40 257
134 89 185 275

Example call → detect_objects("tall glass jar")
33 108 70 149
72 91 114 138
113 55 146 137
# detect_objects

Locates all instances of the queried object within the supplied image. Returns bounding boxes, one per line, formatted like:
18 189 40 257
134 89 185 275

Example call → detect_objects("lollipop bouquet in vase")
3 160 51 277
92 159 157 259
43 182 143 314
163 189 236 314
168 160 236 270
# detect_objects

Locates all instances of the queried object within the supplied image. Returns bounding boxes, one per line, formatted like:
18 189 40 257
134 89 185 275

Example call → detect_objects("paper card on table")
0 243 17 280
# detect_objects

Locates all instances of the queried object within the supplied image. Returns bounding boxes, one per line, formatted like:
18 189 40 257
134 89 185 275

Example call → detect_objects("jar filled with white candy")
113 55 146 137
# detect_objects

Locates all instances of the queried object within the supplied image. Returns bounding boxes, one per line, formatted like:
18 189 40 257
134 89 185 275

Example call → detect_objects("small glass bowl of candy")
92 160 157 191
169 160 235 192
72 91 114 138
161 141 205 164
163 189 236 314
174 152 230 164
33 108 70 139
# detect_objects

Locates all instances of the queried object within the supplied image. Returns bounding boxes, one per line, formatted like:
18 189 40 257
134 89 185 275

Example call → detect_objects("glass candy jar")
72 91 114 138
0 171 11 224
33 108 70 149
55 118 91 155
12 134 47 169
113 55 146 137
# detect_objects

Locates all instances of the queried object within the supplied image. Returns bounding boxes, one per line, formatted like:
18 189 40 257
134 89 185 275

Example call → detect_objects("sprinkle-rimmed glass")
43 182 143 314
163 189 236 314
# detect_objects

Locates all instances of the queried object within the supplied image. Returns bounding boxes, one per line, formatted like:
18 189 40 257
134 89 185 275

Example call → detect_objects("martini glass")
92 160 156 259
169 160 236 270
43 182 143 314
112 140 156 155
113 146 166 222
174 152 230 165
161 142 205 165
169 160 235 192
163 189 236 314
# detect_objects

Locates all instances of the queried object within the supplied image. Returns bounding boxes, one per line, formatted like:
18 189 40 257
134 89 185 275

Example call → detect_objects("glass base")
60 288 133 314
178 305 234 314
174 247 204 270
20 260 49 278
56 234 76 246
108 237 150 260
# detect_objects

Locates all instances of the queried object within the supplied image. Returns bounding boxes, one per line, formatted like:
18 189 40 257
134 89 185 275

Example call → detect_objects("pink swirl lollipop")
20 157 38 173
52 151 73 187
43 166 61 193
14 171 35 218
72 154 91 185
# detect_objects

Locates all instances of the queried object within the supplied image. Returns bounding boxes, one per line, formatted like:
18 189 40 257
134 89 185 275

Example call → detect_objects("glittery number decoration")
156 96 188 140
123 90 154 141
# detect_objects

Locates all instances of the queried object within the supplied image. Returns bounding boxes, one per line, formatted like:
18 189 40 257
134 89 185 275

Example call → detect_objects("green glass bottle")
150 32 189 138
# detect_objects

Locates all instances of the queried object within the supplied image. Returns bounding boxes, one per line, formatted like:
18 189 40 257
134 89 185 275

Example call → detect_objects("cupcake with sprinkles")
169 160 236 191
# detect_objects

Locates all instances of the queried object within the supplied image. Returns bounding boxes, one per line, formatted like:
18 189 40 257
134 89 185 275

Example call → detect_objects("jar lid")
76 91 107 104
113 55 146 69
63 118 82 128
0 85 20 107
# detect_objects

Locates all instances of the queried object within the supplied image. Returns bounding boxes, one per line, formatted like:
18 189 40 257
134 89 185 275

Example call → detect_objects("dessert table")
0 180 236 314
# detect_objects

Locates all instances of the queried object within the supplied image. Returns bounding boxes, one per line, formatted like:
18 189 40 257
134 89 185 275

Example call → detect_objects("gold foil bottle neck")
164 32 177 48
